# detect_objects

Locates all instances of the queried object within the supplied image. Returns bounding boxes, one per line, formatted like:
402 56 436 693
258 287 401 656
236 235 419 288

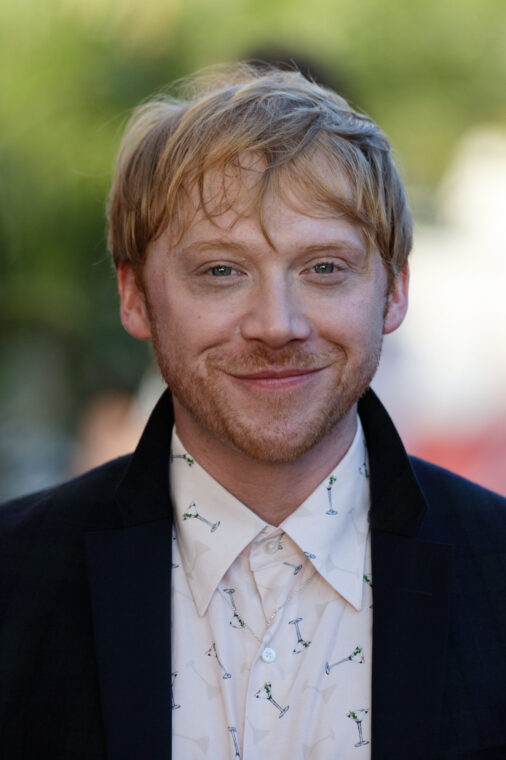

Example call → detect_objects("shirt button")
264 540 279 554
262 647 276 663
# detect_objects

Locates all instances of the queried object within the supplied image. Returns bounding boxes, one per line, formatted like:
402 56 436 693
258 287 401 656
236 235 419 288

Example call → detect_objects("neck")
173 401 358 525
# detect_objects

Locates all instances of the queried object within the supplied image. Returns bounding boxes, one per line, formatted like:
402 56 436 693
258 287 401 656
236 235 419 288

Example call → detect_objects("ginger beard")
148 313 384 463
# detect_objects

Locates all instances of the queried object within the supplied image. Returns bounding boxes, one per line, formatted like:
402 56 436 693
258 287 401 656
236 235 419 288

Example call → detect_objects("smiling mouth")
230 367 324 380
227 367 326 390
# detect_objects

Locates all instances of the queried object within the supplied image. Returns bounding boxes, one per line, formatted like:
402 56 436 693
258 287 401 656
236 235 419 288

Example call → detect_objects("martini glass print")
283 561 303 575
228 726 241 759
171 672 180 710
363 574 373 608
325 645 364 674
183 501 220 532
255 682 289 717
326 475 338 515
289 617 311 654
223 588 246 630
170 453 195 466
359 459 369 478
347 709 369 747
206 642 231 679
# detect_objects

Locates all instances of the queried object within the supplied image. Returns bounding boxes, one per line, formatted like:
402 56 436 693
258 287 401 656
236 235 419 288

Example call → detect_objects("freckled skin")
118 179 408 522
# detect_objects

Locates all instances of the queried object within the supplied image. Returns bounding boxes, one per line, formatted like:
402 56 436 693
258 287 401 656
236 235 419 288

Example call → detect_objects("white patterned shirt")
170 417 372 759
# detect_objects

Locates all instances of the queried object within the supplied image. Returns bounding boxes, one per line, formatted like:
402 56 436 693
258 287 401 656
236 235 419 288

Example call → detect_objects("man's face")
118 174 408 463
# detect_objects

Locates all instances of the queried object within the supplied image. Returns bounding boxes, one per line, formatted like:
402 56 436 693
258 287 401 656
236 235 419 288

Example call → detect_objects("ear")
383 263 409 335
117 263 152 340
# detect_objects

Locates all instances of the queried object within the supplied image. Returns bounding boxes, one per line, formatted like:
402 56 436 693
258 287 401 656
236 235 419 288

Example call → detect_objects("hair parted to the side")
107 62 412 277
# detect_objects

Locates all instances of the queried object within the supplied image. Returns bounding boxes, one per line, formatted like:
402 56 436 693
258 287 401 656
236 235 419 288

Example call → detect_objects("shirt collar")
280 417 370 610
170 434 266 615
170 417 370 615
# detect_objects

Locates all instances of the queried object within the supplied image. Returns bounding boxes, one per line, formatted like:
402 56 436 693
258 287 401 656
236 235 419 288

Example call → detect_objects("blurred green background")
1 0 505 498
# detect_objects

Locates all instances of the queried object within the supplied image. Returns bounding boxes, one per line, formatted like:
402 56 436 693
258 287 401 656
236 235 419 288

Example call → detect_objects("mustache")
206 345 340 373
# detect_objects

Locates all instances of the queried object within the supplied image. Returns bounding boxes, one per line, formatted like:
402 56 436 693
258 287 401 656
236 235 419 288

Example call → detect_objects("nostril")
240 303 311 346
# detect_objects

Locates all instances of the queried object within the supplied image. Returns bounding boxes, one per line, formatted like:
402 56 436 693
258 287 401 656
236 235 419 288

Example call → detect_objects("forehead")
172 152 359 247
171 193 370 270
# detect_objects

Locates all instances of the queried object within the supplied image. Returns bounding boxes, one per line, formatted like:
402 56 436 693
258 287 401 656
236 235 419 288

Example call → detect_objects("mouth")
231 367 322 379
227 366 326 390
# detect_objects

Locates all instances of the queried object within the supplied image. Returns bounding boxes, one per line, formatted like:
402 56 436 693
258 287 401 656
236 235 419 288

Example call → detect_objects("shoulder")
0 455 132 537
409 456 506 509
409 455 506 510
0 456 133 616
409 455 506 546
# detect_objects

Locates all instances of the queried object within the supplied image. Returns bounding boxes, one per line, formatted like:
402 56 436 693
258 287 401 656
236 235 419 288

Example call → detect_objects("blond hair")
107 63 412 276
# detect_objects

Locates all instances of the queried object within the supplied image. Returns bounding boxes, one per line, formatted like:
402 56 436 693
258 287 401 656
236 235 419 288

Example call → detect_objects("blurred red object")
409 421 506 496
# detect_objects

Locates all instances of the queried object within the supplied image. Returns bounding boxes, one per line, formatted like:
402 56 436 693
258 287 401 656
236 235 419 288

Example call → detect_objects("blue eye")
313 262 335 274
210 265 233 276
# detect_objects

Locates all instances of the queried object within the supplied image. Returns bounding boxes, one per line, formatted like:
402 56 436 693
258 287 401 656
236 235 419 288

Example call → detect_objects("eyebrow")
300 241 367 255
178 239 248 257
178 238 366 257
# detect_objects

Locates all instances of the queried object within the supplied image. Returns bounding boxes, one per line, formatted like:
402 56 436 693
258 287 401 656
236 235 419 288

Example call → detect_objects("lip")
231 367 322 380
228 367 325 390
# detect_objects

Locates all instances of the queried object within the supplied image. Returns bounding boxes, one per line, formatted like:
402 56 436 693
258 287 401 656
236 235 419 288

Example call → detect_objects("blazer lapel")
86 390 175 760
86 521 172 760
359 391 452 760
371 531 452 760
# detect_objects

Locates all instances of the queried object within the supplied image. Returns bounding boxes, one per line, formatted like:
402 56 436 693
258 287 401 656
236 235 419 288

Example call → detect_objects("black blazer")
0 389 505 759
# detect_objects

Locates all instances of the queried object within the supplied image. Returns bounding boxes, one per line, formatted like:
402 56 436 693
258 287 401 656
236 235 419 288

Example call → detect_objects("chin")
176 387 357 464
221 426 327 464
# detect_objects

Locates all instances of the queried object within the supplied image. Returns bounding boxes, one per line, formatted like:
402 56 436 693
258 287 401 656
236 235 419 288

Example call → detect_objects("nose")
239 278 312 347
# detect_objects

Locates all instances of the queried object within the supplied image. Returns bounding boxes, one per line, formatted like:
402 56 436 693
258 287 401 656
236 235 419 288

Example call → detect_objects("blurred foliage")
0 0 505 493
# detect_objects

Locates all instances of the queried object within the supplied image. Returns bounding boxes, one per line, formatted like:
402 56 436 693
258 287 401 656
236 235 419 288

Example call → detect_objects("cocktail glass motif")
363 574 373 608
170 453 195 467
255 682 289 718
359 440 369 478
289 617 311 654
206 641 231 679
325 645 364 675
171 672 180 710
326 475 338 515
347 709 369 747
283 561 303 575
228 726 241 759
223 588 246 630
182 501 220 532
359 460 369 478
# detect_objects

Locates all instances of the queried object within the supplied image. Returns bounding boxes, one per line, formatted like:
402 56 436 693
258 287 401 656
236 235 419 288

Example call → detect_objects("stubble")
149 325 382 463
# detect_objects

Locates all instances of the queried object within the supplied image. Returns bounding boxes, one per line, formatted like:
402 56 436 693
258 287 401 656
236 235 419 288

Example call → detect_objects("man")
0 65 504 760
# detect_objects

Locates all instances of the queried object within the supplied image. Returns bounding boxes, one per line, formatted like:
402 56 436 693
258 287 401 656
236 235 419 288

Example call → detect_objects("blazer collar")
358 389 427 536
359 392 451 759
86 390 175 759
115 388 175 527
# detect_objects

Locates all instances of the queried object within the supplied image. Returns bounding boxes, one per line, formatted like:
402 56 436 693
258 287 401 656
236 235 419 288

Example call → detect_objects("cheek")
160 303 240 357
315 297 383 346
